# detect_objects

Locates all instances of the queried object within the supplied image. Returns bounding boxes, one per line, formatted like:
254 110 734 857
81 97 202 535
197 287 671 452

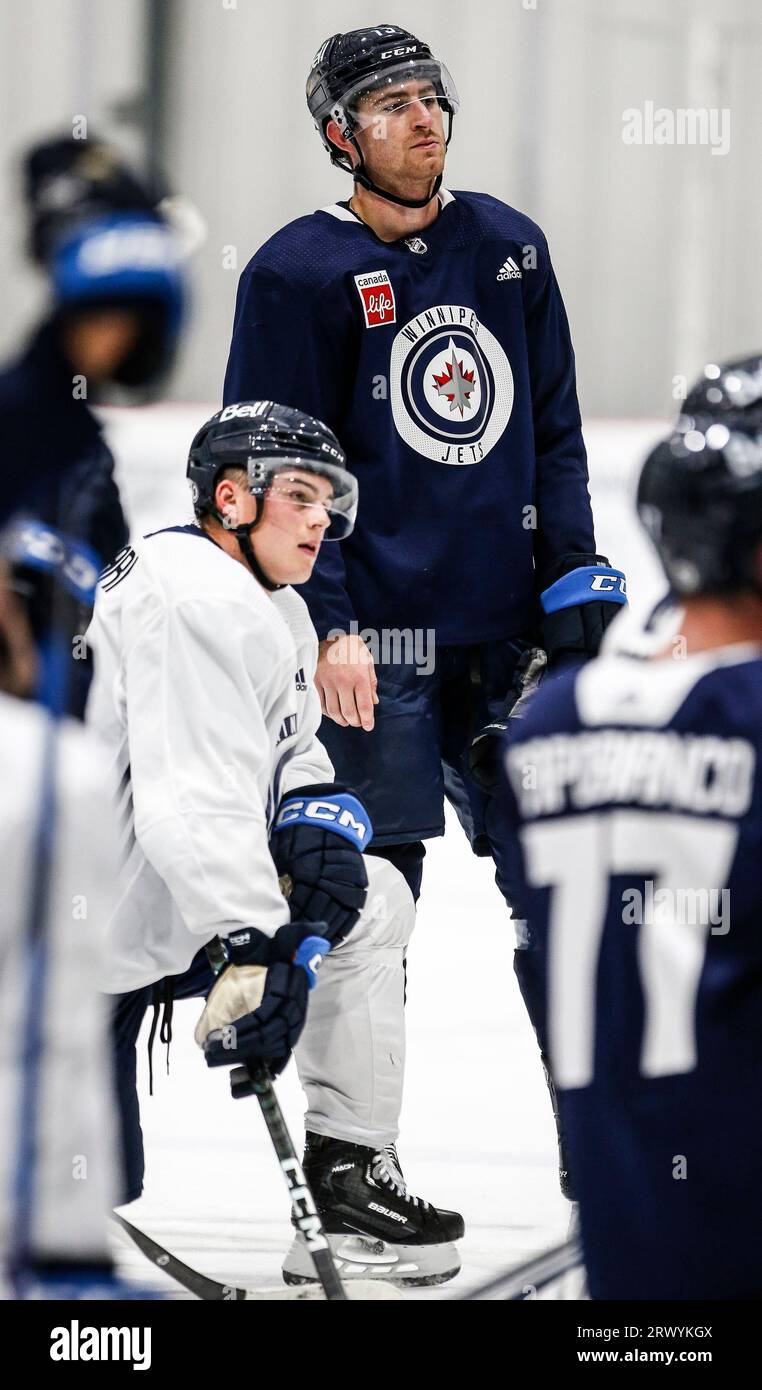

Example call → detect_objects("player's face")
353 79 446 195
255 470 334 584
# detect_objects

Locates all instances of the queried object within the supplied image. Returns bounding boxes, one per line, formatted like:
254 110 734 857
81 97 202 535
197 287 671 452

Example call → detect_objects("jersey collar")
320 187 455 223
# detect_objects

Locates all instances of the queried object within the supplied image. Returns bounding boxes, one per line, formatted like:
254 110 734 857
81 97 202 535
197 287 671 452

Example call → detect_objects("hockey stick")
460 1235 584 1301
205 936 347 1302
112 1211 398 1300
229 1063 347 1301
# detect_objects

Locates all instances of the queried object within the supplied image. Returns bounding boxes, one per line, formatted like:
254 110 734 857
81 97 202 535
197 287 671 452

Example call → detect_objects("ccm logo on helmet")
591 573 627 594
381 45 418 58
275 798 369 841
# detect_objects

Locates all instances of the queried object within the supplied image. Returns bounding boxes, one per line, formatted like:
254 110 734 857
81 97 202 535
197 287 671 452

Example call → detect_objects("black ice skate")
282 1134 464 1288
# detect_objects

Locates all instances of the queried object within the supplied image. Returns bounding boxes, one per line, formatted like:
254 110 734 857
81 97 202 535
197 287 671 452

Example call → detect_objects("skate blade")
282 1232 461 1289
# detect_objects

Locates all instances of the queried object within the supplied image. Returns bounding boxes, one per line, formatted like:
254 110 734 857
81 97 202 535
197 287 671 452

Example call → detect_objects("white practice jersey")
0 693 118 1263
86 524 334 992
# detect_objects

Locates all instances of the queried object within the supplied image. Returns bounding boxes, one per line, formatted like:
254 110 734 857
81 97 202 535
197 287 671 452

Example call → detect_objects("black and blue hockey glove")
270 783 372 945
539 552 627 666
195 921 330 1076
468 647 547 792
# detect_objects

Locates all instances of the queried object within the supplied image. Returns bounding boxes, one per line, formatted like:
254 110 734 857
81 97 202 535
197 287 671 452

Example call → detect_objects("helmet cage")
326 59 459 169
246 455 358 540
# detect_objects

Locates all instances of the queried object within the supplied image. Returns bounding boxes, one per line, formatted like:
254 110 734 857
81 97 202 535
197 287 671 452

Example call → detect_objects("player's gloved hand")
539 553 627 666
195 921 330 1075
468 648 547 792
270 782 372 945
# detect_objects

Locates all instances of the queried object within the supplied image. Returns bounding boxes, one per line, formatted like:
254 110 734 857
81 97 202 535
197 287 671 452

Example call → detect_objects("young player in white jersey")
86 401 463 1287
0 519 147 1300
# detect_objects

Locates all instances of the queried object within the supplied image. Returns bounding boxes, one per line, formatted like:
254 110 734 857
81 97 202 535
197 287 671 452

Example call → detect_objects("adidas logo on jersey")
295 667 307 692
497 256 522 281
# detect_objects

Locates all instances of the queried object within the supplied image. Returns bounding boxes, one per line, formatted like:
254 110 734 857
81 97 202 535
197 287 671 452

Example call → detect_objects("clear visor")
247 456 358 540
343 59 459 128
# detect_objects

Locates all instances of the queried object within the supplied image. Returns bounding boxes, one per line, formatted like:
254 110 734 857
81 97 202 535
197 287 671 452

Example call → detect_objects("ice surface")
104 408 667 1300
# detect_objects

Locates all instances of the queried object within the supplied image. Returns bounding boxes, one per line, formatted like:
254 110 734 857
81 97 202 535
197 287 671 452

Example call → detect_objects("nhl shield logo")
354 269 396 328
390 304 514 465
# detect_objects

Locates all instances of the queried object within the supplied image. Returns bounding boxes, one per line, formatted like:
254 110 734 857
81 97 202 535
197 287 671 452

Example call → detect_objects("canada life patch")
354 269 396 328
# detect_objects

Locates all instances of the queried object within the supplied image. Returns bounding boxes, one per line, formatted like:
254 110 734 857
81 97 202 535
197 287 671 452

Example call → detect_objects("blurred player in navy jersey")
498 355 762 1298
0 520 159 1300
224 24 626 1195
0 134 187 715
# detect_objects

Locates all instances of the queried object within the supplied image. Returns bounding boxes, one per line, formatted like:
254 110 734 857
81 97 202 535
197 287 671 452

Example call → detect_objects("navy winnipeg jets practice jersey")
500 645 762 1300
224 190 595 643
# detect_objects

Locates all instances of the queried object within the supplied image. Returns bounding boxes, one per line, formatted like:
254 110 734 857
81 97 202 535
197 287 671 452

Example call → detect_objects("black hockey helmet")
679 354 762 428
187 401 357 587
23 134 166 267
306 24 459 209
637 418 762 597
22 134 191 393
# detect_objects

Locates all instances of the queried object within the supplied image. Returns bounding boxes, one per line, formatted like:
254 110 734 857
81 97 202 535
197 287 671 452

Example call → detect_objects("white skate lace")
370 1150 429 1210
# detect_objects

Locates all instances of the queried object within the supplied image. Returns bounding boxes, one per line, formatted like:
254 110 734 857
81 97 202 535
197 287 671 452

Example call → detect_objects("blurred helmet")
637 418 762 597
49 211 186 388
679 354 762 428
306 25 459 208
23 134 188 391
23 134 165 266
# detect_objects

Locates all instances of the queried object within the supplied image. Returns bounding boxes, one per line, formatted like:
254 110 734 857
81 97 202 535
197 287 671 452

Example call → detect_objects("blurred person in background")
0 134 187 715
0 519 154 1299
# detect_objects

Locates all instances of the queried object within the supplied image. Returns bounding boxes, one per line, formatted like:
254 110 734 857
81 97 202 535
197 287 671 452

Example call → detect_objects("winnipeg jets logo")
390 305 513 465
432 343 478 416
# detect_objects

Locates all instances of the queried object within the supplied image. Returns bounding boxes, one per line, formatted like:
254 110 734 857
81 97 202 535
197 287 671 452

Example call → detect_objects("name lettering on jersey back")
507 730 756 820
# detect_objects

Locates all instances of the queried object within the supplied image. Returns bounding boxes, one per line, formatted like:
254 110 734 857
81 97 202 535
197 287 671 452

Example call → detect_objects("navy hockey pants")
112 949 213 1204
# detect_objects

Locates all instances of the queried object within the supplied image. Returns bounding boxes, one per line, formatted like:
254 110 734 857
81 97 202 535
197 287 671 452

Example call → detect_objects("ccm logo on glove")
273 791 372 850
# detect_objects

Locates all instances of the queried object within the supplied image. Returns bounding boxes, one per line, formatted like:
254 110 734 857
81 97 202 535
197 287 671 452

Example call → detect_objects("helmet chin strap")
219 507 284 592
353 162 442 209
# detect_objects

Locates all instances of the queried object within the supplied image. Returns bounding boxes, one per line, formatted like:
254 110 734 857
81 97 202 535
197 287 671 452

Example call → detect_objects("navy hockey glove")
270 783 372 945
539 553 627 666
196 922 329 1076
468 648 547 793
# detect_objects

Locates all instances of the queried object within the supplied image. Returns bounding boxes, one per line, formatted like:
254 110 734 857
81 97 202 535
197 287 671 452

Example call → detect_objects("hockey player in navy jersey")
224 24 625 1195
498 358 762 1298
